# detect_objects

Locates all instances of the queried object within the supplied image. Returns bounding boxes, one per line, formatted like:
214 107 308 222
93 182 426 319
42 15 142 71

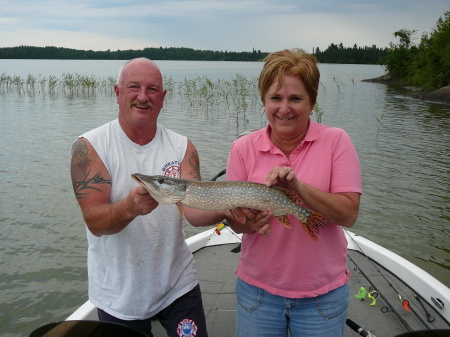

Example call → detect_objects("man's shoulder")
157 124 187 142
82 120 116 137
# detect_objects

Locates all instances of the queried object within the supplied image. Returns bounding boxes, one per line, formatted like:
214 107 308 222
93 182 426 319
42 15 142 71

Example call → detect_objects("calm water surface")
0 60 449 336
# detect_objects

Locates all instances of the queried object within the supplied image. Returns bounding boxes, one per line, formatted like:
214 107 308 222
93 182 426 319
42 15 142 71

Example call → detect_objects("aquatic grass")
79 75 97 93
0 72 106 95
26 74 37 91
217 80 231 113
313 102 325 123
0 72 11 89
197 76 219 115
174 74 262 126
12 75 24 87
375 113 385 141
319 81 327 98
163 76 176 96
48 75 58 92
38 75 47 91
61 73 76 94
99 76 116 95
0 71 335 128
332 76 345 96
0 72 262 123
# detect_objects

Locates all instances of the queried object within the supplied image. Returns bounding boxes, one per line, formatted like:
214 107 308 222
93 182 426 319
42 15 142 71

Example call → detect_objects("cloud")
0 0 448 52
0 28 156 51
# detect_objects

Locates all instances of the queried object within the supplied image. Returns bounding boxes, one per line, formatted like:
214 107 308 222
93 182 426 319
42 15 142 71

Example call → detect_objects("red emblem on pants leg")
177 318 198 337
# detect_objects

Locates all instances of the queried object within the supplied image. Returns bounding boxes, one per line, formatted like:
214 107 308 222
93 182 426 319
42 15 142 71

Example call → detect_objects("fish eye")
157 177 164 184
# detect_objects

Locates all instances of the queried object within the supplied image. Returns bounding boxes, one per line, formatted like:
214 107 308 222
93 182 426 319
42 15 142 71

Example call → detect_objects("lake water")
0 59 449 336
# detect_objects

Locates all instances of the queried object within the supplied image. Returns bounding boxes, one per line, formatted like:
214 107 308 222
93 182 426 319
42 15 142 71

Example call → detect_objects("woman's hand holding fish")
248 210 272 237
264 166 360 227
264 166 297 190
225 208 273 237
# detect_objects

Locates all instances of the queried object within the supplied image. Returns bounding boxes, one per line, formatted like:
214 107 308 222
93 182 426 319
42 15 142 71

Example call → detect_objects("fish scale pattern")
132 174 328 239
182 181 310 221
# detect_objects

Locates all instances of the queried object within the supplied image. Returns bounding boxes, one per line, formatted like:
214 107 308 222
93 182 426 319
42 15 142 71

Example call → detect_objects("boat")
30 225 450 337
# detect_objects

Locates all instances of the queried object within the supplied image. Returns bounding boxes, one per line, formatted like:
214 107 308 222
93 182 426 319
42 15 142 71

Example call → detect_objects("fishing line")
346 252 414 332
345 229 436 331
210 170 244 247
415 294 436 323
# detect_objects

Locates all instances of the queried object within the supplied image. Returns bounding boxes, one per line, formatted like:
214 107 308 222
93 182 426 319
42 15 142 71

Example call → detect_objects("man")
70 58 225 337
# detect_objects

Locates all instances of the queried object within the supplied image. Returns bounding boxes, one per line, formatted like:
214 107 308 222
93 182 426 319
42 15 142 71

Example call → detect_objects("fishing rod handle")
346 319 376 337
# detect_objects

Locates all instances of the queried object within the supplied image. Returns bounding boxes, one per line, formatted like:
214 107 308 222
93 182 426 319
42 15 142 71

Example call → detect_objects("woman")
225 48 362 336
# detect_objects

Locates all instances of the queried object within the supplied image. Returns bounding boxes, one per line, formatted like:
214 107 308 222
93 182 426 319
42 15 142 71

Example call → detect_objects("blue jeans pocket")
236 278 264 313
314 284 349 320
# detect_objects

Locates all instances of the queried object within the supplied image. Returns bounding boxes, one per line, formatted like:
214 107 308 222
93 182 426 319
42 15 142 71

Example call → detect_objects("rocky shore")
362 74 450 104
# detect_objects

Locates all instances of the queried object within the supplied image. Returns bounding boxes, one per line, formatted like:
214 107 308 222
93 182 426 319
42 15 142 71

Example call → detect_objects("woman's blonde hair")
258 48 320 104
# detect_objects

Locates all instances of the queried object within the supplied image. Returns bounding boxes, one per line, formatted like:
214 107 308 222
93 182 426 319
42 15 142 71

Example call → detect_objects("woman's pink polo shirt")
226 121 362 298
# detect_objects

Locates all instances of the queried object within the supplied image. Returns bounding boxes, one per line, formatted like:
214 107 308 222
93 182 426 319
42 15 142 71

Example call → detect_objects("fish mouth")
131 173 142 183
131 173 154 188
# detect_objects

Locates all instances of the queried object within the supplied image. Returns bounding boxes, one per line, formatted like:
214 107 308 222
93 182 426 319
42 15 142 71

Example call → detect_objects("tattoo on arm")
72 139 90 173
73 171 112 199
71 139 111 199
188 149 201 180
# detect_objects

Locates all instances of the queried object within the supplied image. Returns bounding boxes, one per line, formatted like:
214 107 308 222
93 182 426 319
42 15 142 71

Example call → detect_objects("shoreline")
362 74 450 104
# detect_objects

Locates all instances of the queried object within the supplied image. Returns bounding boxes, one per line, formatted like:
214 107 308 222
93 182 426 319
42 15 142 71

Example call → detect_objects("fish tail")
301 210 328 240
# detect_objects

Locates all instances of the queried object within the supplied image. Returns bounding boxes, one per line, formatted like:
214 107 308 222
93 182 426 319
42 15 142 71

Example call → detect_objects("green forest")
0 44 387 64
381 11 449 91
313 44 386 64
0 46 268 62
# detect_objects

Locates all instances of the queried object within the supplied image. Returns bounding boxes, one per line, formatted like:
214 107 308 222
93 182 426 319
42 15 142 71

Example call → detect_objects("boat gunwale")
65 228 450 326
345 230 450 323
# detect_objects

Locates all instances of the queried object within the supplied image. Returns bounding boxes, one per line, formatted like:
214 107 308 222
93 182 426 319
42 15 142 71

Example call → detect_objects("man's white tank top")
78 118 197 320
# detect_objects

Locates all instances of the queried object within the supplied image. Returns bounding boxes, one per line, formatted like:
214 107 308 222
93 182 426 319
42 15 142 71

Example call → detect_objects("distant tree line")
0 46 267 61
381 11 449 91
313 43 387 64
0 44 388 64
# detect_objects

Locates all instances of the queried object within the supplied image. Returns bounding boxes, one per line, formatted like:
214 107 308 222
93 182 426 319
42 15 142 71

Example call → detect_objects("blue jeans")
235 278 349 337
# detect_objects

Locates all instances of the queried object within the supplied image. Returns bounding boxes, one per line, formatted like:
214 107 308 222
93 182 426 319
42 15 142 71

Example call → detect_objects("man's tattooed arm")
73 171 112 199
71 138 111 199
188 148 201 180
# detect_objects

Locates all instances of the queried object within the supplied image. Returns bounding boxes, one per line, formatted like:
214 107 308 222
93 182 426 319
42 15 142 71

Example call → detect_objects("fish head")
131 173 186 204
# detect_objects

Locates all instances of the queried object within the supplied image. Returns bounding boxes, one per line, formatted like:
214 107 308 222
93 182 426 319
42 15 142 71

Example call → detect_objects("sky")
0 0 448 53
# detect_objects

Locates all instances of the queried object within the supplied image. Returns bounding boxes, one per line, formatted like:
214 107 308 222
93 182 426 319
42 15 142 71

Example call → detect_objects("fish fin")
277 187 307 207
274 215 292 229
302 211 329 240
176 203 188 225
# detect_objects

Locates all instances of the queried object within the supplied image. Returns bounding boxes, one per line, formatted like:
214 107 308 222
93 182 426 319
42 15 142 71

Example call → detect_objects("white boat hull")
65 228 450 333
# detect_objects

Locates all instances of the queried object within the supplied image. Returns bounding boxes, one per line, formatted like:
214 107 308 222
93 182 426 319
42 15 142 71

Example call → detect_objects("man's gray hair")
116 58 165 89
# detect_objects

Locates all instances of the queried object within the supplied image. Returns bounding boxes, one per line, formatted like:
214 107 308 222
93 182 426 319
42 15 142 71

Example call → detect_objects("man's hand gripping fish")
131 173 329 240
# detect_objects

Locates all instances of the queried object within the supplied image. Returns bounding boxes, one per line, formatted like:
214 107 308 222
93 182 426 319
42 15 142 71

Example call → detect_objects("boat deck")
151 242 449 337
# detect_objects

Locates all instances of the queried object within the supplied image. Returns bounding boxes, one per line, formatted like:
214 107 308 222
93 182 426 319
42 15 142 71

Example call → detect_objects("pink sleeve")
226 141 248 182
331 130 362 194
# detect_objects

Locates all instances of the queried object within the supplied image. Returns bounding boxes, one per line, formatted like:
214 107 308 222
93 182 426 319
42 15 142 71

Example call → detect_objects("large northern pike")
131 173 328 240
